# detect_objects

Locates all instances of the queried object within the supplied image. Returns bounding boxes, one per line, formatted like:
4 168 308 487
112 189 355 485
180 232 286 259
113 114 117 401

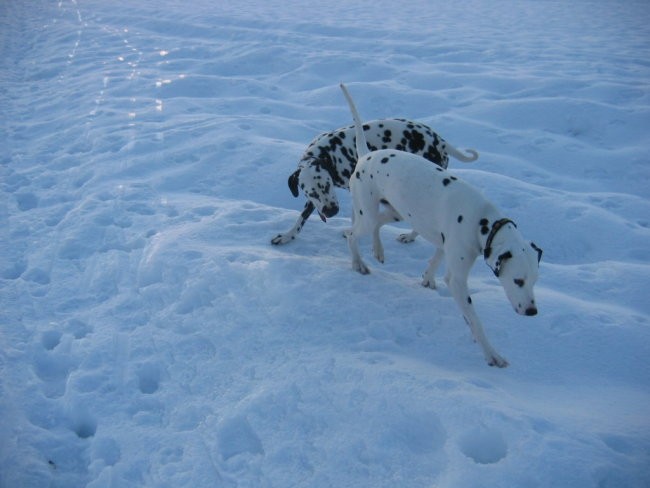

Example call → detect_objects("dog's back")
356 148 488 244
302 118 454 169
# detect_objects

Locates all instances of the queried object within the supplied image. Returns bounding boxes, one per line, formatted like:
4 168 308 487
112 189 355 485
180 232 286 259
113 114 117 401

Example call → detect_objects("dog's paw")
487 354 509 368
353 260 371 275
271 233 292 245
373 246 385 264
421 277 437 290
397 232 417 244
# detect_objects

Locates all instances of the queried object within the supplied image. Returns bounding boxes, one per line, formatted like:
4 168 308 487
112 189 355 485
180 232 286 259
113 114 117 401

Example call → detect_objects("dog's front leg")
271 201 315 245
422 248 444 289
446 270 509 368
347 230 370 274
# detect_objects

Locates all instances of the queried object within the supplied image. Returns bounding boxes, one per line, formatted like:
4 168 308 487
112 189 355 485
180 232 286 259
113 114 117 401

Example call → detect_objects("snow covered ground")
1 0 649 486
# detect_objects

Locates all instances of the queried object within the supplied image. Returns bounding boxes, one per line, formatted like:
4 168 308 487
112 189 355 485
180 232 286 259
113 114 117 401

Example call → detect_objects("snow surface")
1 0 650 486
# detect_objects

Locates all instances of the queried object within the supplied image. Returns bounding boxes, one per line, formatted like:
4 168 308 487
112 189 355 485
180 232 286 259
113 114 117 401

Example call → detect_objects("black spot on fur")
423 143 444 166
443 178 451 186
499 251 513 262
479 218 490 235
341 146 356 165
381 157 389 164
288 169 301 197
493 251 513 277
531 242 543 263
457 215 463 223
329 136 343 151
403 129 426 152
467 296 472 304
441 232 445 244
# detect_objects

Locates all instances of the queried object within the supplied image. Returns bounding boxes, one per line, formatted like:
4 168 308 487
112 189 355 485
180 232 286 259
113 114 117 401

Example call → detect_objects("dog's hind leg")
445 258 509 367
271 201 315 245
371 209 400 263
348 176 380 274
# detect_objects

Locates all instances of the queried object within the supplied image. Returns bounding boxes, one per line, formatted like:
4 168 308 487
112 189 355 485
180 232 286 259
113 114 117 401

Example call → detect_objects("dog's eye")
514 279 525 288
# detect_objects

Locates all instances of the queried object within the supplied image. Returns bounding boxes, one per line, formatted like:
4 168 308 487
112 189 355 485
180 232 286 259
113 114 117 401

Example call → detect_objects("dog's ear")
288 169 301 197
530 242 543 263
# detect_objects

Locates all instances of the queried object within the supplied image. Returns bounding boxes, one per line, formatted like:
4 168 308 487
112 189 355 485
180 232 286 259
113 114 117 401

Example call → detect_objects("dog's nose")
322 204 339 218
525 307 538 316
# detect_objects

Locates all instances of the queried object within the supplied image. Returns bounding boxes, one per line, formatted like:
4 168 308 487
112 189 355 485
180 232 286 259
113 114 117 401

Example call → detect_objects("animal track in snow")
41 330 62 351
217 415 264 461
137 362 162 394
458 426 508 464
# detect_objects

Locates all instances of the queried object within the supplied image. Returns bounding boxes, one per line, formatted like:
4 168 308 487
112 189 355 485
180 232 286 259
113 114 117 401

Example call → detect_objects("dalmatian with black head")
271 117 478 245
340 83 542 368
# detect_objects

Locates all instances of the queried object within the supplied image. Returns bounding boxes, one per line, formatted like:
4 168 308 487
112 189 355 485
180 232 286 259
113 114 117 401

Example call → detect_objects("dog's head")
486 233 542 316
288 158 339 221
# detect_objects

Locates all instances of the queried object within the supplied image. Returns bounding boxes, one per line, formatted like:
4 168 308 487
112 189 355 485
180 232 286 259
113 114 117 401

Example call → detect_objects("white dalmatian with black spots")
271 117 478 245
340 83 542 368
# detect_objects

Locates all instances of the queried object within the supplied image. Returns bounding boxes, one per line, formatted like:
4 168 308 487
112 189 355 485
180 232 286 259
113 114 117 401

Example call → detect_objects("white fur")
340 83 542 368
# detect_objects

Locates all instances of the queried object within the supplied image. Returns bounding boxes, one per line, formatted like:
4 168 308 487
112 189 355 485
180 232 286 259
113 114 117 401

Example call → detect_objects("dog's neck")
300 156 337 181
480 217 518 277
482 218 517 260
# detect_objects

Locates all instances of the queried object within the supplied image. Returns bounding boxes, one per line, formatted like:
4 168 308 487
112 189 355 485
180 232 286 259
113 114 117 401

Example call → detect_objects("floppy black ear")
288 169 301 197
531 242 543 263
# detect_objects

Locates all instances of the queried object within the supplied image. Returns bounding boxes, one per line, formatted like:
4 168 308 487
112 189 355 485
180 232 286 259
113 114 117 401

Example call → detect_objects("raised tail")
340 83 369 159
446 144 479 163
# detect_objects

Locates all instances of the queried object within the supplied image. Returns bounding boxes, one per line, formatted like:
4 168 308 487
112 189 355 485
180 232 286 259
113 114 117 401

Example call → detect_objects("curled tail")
446 144 479 163
340 83 369 159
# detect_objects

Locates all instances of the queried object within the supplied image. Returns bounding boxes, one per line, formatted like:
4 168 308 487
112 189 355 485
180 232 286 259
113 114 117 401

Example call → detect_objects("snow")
1 0 649 486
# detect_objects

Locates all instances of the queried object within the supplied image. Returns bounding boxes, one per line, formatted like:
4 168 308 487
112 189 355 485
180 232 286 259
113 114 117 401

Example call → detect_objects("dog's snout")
525 307 538 316
322 204 339 218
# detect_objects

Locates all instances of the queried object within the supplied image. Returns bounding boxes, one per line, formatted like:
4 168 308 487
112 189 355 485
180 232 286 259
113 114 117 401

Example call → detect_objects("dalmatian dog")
340 83 542 368
271 117 478 245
